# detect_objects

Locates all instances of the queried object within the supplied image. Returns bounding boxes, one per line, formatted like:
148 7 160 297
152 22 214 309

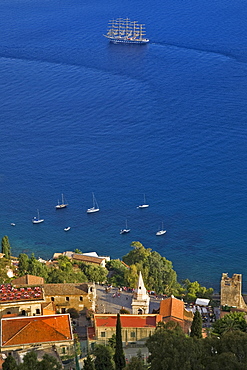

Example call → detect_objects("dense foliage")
146 320 247 370
178 279 214 303
17 253 107 284
93 345 115 370
122 242 179 294
212 311 247 336
1 236 11 259
3 352 62 370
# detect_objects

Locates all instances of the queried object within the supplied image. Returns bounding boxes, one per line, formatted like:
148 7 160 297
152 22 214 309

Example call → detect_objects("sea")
0 0 247 291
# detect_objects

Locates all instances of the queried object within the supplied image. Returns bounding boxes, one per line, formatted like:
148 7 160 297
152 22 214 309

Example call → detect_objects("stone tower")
131 271 150 314
221 273 247 309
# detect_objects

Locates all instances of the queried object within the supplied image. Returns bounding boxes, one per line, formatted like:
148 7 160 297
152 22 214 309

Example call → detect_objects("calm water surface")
0 0 247 290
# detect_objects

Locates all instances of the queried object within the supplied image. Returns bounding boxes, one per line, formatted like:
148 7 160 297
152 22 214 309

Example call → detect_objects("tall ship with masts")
103 18 149 44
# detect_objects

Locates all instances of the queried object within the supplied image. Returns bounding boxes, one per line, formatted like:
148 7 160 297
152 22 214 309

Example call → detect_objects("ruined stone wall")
221 273 247 309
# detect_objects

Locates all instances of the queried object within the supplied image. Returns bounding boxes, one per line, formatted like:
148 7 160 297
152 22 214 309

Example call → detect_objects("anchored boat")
104 18 149 44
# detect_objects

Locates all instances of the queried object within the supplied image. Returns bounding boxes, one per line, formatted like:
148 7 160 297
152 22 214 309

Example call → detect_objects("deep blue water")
0 0 247 290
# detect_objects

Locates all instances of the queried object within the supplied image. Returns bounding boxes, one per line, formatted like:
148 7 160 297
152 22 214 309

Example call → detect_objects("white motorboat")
64 227 71 232
137 194 149 208
120 220 130 234
156 222 166 236
55 194 68 209
32 209 44 224
10 223 16 226
87 193 100 213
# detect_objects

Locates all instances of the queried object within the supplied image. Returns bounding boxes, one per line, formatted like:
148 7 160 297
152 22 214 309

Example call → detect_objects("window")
130 331 136 338
66 297 69 301
101 331 106 337
61 308 66 313
7 311 11 315
80 296 83 301
51 297 54 302
36 309 40 314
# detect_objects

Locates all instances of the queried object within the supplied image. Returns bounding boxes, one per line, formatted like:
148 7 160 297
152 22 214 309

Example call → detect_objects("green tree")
1 235 11 259
124 264 138 289
94 345 114 370
18 253 29 275
18 351 39 370
123 242 178 294
27 254 48 280
179 279 214 303
57 255 73 272
190 310 202 339
212 311 247 336
114 314 126 370
124 356 145 370
38 354 62 370
67 307 80 319
146 321 203 370
2 355 18 370
74 249 83 254
83 264 107 283
106 259 128 286
108 334 116 349
83 354 96 370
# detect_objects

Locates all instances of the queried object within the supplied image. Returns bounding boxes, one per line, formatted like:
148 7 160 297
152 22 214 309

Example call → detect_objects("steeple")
131 271 150 314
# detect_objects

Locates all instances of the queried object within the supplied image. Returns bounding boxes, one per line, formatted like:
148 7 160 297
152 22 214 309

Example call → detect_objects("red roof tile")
159 297 184 321
94 314 159 328
1 314 73 347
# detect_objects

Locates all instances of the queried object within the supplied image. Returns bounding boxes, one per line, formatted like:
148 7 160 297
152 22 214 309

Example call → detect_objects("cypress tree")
190 309 202 338
114 313 126 370
1 235 11 259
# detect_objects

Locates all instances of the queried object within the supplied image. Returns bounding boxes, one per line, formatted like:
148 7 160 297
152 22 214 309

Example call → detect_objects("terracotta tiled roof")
12 275 44 286
43 283 89 296
72 254 105 265
94 314 160 328
1 314 73 347
159 296 184 321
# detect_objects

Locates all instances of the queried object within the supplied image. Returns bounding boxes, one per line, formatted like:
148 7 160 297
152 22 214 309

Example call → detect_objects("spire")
131 271 150 314
135 271 147 299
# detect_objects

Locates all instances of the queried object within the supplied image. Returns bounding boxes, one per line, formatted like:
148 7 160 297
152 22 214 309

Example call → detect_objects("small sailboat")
32 209 44 224
120 220 130 234
137 194 149 208
64 227 71 232
87 193 100 213
55 194 68 209
156 222 166 236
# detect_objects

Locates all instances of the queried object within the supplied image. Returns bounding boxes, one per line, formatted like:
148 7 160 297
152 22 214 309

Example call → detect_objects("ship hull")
110 38 149 44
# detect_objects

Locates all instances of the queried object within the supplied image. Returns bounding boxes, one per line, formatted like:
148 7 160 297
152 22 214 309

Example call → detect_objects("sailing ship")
156 222 166 236
103 18 149 44
87 193 100 213
120 220 130 234
137 194 149 208
55 194 68 209
32 209 44 224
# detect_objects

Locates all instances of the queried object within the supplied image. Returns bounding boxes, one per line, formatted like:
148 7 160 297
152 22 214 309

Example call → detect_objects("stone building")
131 271 150 314
221 273 247 309
90 314 162 347
43 283 96 313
